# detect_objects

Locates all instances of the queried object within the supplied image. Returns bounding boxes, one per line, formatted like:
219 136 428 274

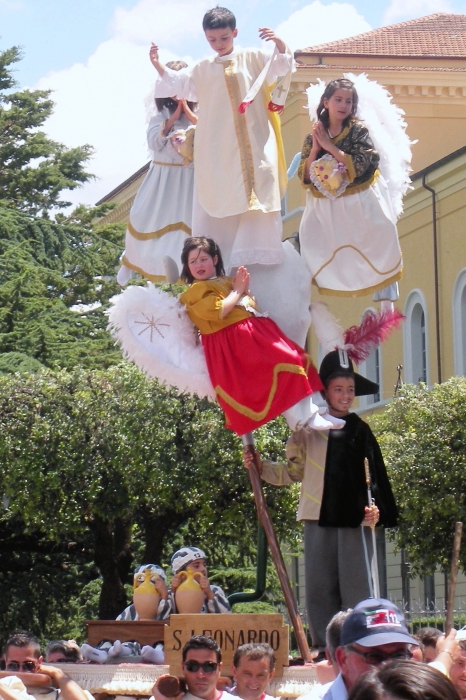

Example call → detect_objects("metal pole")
364 458 380 598
228 524 268 605
445 521 463 634
242 434 312 662
422 175 442 384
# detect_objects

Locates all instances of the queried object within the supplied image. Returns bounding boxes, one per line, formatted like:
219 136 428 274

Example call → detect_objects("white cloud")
383 0 453 25
275 1 371 52
35 2 198 208
111 0 209 45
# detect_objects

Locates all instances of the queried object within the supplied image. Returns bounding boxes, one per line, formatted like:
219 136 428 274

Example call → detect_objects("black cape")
318 412 398 528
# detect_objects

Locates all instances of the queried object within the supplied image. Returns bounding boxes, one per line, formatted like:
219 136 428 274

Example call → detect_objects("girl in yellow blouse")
179 237 344 436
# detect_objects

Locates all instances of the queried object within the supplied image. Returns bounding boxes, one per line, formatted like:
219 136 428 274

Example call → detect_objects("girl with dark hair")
117 60 197 286
348 659 461 700
178 237 345 436
298 77 403 306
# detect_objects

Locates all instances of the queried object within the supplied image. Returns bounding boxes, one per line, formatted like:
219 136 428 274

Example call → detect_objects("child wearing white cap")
169 546 231 614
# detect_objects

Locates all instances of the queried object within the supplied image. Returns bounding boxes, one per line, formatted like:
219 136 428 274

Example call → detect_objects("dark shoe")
312 650 327 663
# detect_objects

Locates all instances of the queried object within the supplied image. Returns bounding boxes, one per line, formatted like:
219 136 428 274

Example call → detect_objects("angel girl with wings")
298 74 413 309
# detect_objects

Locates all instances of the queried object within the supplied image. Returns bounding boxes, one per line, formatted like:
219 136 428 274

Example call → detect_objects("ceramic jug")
133 570 161 620
175 567 204 613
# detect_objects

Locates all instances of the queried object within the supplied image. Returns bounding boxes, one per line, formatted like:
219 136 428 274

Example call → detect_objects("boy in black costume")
243 350 398 653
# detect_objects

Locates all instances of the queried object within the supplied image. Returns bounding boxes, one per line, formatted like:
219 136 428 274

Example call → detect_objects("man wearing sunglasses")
3 632 89 700
321 598 463 700
320 599 419 700
154 636 235 700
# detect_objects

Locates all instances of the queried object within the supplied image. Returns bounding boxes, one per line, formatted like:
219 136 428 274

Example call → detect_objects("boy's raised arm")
258 27 286 54
150 43 166 76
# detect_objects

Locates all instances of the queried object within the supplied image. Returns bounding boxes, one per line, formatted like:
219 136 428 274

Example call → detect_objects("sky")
1 0 465 209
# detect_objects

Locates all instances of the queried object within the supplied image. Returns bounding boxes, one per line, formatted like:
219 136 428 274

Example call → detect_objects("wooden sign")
86 620 165 647
164 614 289 677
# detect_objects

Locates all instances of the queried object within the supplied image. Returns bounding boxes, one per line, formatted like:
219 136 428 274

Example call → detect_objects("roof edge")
411 144 466 181
96 161 151 205
294 52 466 60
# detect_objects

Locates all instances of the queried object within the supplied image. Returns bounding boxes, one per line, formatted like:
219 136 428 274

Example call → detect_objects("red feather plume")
343 309 405 365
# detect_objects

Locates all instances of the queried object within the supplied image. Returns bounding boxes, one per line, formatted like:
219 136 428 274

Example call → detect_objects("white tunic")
121 108 194 281
157 48 292 269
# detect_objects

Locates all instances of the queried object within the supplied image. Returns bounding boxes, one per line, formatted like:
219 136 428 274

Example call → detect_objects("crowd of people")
2 607 466 700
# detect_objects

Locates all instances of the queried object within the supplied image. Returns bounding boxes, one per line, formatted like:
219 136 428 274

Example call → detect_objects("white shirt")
321 675 348 700
298 681 333 700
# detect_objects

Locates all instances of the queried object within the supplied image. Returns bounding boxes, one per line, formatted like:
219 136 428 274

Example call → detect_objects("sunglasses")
184 660 218 673
346 646 413 666
6 661 37 672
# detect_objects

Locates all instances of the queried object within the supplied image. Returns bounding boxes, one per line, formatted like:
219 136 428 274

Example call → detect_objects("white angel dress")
154 47 293 271
118 107 194 284
298 73 412 300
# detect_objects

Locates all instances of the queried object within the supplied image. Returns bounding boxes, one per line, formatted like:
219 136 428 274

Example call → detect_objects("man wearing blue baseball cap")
321 598 418 700
320 597 462 700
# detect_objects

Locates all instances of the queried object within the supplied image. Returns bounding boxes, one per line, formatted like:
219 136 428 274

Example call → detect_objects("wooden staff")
445 521 463 635
242 434 312 662
364 458 380 598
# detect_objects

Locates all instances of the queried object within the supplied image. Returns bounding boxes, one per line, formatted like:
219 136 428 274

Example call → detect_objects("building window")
363 346 381 404
453 269 466 376
359 310 381 406
412 304 427 383
403 291 429 385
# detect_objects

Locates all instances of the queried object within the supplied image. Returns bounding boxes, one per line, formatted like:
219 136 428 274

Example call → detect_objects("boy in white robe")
150 6 293 271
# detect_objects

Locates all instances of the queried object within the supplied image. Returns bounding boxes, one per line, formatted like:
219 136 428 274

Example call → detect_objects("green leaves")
0 366 301 626
0 205 124 370
372 378 466 576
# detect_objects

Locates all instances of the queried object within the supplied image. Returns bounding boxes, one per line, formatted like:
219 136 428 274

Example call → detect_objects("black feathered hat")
319 349 379 397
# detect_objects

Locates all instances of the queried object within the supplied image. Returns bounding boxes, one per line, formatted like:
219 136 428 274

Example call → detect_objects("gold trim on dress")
312 268 403 297
121 254 168 283
215 363 308 421
127 220 191 240
152 160 185 167
223 58 260 210
313 244 402 280
330 125 351 142
264 86 288 199
345 154 356 183
303 169 379 197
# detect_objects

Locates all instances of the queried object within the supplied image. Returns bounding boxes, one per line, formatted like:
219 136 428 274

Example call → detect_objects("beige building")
99 13 466 621
285 12 466 620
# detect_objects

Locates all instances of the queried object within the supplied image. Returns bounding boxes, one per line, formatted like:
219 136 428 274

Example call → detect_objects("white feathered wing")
107 284 215 400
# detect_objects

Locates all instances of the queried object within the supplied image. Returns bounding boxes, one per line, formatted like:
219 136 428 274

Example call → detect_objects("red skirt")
202 317 323 435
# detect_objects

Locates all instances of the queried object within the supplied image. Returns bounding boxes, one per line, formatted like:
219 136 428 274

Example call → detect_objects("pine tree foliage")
0 204 124 369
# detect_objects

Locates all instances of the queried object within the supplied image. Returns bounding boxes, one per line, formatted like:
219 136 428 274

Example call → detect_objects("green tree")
0 46 93 215
0 365 300 633
372 378 466 576
0 514 98 648
0 204 124 370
